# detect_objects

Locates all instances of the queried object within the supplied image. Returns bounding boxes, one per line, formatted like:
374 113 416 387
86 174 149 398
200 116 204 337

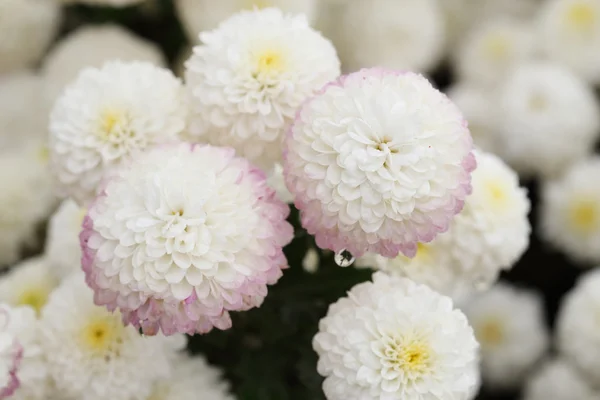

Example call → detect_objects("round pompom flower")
358 150 530 301
541 157 600 265
0 257 59 316
185 7 341 169
463 283 549 389
523 358 597 400
175 0 318 42
336 0 445 74
0 0 60 74
557 269 600 387
0 305 22 399
284 68 476 259
40 274 186 400
538 0 600 84
42 25 165 102
49 61 188 206
313 272 480 400
495 61 600 178
81 143 293 336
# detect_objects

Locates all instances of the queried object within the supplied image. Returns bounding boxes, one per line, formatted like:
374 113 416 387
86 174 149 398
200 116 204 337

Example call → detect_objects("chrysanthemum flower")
463 283 549 389
175 0 318 42
0 73 52 152
523 358 597 400
313 272 480 400
0 257 58 316
266 164 293 204
454 18 535 87
446 83 500 153
148 354 234 400
49 61 188 206
284 68 476 259
557 269 600 386
43 25 165 102
0 305 22 399
45 200 87 280
185 7 340 169
40 274 186 400
495 61 600 178
357 151 529 300
541 157 600 265
0 0 60 74
336 0 444 73
538 0 600 84
0 152 56 269
81 143 293 335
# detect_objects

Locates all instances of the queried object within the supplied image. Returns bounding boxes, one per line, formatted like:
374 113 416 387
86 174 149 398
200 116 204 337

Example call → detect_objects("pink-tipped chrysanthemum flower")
0 306 23 399
284 68 475 258
81 143 293 336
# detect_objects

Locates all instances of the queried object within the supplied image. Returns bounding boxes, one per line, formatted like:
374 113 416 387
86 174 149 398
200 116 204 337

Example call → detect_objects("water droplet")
334 249 355 267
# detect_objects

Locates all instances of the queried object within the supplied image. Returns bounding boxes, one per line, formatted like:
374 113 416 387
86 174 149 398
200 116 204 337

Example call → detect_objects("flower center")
476 317 504 347
528 93 547 112
80 315 126 357
565 2 597 32
242 0 271 9
483 34 511 61
98 108 131 141
568 197 599 234
37 146 49 164
484 179 510 211
255 49 285 76
17 286 51 315
385 336 432 376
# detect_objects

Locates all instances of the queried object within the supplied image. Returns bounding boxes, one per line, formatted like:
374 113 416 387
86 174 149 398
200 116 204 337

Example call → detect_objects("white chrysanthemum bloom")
0 73 52 152
148 354 234 400
446 83 499 153
541 157 600 265
45 200 87 280
523 358 597 400
0 257 59 316
175 0 318 42
538 0 600 84
302 248 319 273
0 0 60 74
336 0 444 73
285 68 476 259
557 269 600 386
49 61 188 206
57 0 147 7
186 8 340 169
81 143 293 336
43 25 165 102
267 164 293 203
454 18 535 87
463 283 549 389
496 61 600 179
0 151 56 269
313 272 480 400
40 274 186 400
358 151 530 301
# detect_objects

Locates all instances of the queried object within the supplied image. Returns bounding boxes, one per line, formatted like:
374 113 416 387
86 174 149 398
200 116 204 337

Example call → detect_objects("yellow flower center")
476 317 505 347
98 108 129 140
80 314 126 356
242 0 271 9
414 242 431 261
565 2 597 32
483 34 511 61
568 197 599 234
255 49 285 76
17 286 51 315
484 179 511 212
385 336 432 375
528 93 547 112
37 146 49 164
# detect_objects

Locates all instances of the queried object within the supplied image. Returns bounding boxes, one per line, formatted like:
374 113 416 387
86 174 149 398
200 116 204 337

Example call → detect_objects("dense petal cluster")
40 274 186 400
336 0 445 73
45 200 87 280
557 269 600 386
495 61 600 178
359 151 530 300
523 359 597 400
284 68 475 258
0 257 59 316
541 157 600 265
81 143 293 335
313 272 480 400
463 283 549 389
49 61 188 206
175 0 318 41
42 25 165 102
0 0 60 74
0 306 22 399
538 0 600 84
185 7 340 168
